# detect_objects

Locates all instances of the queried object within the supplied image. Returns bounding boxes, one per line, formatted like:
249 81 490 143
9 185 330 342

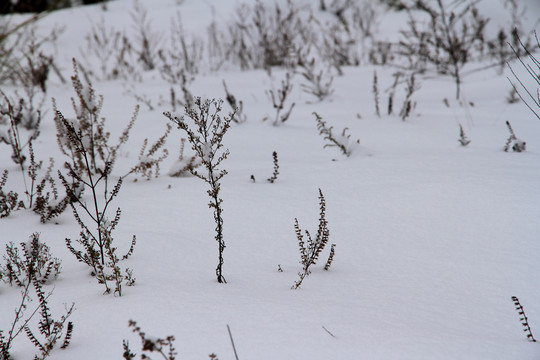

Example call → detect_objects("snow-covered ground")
1 0 540 359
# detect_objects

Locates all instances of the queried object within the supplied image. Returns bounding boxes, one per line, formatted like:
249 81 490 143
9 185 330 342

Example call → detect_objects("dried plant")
387 72 401 115
504 120 526 152
298 58 334 103
324 243 336 271
53 59 138 177
457 124 471 147
250 1 304 69
0 92 41 167
123 320 177 360
158 13 202 78
0 98 68 222
164 98 234 283
223 80 247 124
81 17 123 81
397 0 489 99
168 138 202 177
265 72 295 125
267 151 279 183
1 234 61 287
0 170 22 218
511 296 536 342
123 124 171 181
0 233 74 360
292 189 335 289
57 111 136 296
313 112 359 157
372 70 381 117
130 0 161 71
399 72 419 121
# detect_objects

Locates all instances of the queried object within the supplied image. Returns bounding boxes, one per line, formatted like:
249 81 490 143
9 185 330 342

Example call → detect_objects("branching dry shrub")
164 98 234 283
225 0 310 70
123 320 177 360
159 13 202 78
1 233 61 287
313 112 359 157
0 98 68 222
81 17 123 80
130 0 161 71
0 233 73 360
53 59 138 177
298 58 334 103
57 111 136 296
0 170 22 218
292 189 335 289
396 0 489 99
0 92 41 167
265 72 295 125
0 15 62 87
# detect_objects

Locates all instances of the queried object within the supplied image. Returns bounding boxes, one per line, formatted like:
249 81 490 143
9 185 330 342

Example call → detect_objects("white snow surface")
1 1 540 359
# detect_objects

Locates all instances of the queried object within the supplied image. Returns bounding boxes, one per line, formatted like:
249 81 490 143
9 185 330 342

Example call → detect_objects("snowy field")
1 0 540 359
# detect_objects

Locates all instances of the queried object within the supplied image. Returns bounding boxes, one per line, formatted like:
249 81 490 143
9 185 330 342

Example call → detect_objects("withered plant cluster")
0 234 74 360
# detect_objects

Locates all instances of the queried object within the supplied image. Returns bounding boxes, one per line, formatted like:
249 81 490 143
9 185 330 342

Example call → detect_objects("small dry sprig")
265 72 295 125
123 123 171 181
123 320 177 360
512 296 536 342
324 243 336 271
387 72 401 115
292 188 333 289
504 120 526 152
223 80 247 123
373 70 381 117
399 72 419 121
313 112 359 157
267 151 279 183
164 98 234 284
458 124 471 147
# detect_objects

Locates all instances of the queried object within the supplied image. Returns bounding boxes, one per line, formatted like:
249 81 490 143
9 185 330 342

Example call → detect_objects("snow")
1 0 540 359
